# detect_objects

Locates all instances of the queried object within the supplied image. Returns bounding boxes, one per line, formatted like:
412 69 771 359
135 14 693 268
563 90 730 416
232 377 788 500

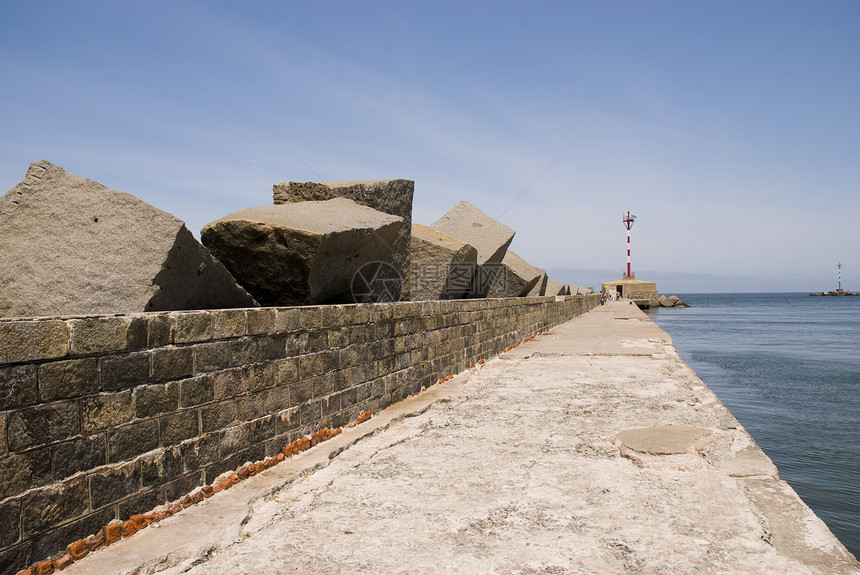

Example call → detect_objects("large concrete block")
273 180 413 299
429 201 515 266
526 272 549 297
486 250 543 298
0 161 258 318
201 198 403 306
544 279 568 296
408 224 478 301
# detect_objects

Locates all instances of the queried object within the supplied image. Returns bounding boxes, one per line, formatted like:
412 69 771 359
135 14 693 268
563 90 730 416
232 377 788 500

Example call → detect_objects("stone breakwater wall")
0 294 600 573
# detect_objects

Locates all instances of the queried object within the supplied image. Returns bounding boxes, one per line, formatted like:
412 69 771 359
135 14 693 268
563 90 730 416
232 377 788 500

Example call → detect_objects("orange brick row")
347 410 372 428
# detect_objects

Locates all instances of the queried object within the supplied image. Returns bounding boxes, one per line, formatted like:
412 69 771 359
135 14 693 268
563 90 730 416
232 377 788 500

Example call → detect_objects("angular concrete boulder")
486 250 543 298
429 201 514 266
544 279 568 297
201 198 402 306
526 272 549 297
408 224 478 301
273 180 413 299
0 161 257 318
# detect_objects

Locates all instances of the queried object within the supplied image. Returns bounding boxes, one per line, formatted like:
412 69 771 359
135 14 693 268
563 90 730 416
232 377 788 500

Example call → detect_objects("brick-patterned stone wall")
0 295 599 573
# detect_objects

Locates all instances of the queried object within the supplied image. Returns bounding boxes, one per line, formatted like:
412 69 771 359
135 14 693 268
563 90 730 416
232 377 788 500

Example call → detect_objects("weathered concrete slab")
273 179 413 299
616 425 713 454
486 250 543 298
201 198 402 306
62 303 859 575
408 223 478 300
0 160 257 318
430 201 514 266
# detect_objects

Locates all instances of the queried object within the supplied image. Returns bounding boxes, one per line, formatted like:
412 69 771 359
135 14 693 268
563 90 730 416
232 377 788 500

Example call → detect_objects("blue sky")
2 1 858 293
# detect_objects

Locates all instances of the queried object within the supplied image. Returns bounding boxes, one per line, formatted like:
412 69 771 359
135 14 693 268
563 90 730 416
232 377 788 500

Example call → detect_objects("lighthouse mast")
623 211 636 278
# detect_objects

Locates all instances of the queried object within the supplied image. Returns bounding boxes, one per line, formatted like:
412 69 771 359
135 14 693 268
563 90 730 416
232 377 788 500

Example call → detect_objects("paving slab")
62 302 859 575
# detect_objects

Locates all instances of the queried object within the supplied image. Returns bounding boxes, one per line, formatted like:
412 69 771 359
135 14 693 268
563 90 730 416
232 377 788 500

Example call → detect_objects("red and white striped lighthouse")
623 211 636 278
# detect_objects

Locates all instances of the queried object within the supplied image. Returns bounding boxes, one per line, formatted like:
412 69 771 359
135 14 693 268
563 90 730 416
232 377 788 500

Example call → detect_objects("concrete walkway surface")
64 302 859 574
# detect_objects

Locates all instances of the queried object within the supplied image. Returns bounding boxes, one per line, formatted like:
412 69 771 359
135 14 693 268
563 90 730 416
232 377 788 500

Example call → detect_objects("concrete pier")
63 302 859 574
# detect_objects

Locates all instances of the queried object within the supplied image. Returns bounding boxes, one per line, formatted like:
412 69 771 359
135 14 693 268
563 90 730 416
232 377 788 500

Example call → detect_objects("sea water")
648 293 859 557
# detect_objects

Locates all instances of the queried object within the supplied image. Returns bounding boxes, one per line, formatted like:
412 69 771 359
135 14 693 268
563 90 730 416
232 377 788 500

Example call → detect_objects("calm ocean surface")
647 292 859 558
